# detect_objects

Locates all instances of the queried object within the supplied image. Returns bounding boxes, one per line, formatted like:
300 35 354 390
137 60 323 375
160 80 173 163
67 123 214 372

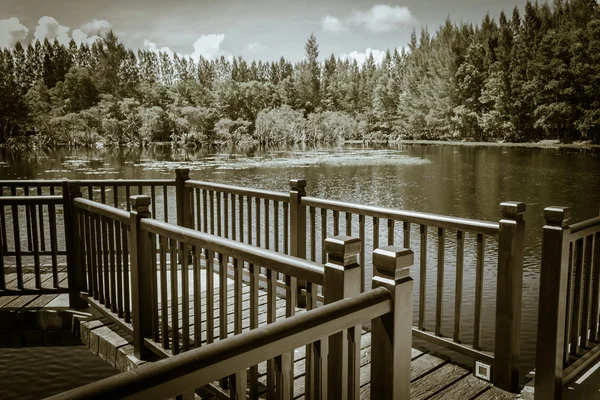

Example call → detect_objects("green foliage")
2 3 600 149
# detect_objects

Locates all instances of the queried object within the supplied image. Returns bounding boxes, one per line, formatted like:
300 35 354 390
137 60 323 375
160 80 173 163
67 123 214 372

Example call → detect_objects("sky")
0 0 540 65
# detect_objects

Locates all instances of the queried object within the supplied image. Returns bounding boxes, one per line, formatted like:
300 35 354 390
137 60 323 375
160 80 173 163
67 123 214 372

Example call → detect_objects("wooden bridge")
0 171 598 399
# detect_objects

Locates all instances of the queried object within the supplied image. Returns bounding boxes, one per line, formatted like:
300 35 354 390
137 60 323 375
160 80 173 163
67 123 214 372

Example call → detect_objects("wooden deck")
0 268 70 310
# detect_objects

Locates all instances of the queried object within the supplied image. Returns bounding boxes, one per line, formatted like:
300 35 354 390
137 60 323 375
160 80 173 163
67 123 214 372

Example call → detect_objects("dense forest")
1 0 599 149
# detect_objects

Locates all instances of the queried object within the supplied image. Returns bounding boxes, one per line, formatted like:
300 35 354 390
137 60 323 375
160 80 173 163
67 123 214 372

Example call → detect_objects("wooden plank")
428 373 491 400
410 353 446 381
410 363 469 400
474 386 518 399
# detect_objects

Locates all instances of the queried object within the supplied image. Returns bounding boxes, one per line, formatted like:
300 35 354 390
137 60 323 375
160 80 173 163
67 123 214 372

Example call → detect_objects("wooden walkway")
0 272 518 399
0 268 70 310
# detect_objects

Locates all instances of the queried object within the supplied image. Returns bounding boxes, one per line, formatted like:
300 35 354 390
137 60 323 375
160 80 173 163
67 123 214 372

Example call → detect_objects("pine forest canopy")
0 0 599 149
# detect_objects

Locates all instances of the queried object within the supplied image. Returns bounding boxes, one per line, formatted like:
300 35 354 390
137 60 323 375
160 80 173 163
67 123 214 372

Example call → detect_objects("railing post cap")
324 235 361 258
373 246 413 280
130 195 151 208
500 201 526 219
544 206 571 226
290 179 306 190
176 168 190 177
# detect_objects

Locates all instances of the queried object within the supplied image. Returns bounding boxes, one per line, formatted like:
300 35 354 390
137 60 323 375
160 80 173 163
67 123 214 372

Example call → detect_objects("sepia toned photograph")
0 1 599 399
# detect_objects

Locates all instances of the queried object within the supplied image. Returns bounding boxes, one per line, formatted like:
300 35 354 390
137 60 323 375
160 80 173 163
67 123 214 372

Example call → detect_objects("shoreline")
344 139 600 149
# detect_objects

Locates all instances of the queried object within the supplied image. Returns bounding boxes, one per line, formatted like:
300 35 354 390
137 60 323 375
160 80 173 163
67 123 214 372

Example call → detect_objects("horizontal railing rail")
185 179 289 203
536 207 600 399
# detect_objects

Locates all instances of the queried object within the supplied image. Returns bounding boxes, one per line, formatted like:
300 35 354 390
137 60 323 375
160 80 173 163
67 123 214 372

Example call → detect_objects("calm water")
2 143 600 377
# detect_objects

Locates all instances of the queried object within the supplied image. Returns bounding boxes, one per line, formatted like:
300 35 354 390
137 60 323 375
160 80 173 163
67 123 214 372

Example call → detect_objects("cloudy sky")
1 0 536 64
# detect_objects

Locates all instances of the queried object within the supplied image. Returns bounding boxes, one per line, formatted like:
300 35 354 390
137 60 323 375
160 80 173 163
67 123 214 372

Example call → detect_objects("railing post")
290 179 307 307
63 180 87 309
535 207 571 400
176 168 192 229
129 195 153 360
370 246 413 400
494 201 526 392
324 235 361 400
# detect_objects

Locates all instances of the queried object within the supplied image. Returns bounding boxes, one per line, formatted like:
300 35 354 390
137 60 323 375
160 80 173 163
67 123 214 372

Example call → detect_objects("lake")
2 142 599 377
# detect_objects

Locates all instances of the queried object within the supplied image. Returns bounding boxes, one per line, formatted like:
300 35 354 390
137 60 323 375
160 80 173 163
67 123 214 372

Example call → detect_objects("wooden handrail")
140 217 325 285
0 179 176 187
301 196 500 236
185 179 290 203
569 215 600 241
45 287 392 400
0 195 62 205
73 197 130 225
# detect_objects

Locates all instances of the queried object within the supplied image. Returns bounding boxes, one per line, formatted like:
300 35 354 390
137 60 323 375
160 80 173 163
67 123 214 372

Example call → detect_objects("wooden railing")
46 241 414 400
180 171 525 392
535 207 600 399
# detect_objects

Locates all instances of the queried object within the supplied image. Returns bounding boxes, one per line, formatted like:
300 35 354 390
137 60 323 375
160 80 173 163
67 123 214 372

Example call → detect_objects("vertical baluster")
170 238 180 354
123 224 131 323
151 186 157 218
359 214 366 292
193 245 202 348
0 186 6 254
264 198 270 250
274 201 279 253
0 206 4 290
346 212 352 236
247 196 253 246
49 202 59 287
138 185 143 195
95 215 104 304
266 266 277 399
310 206 316 262
454 230 464 342
255 197 261 248
581 234 594 349
565 243 574 365
281 270 296 400
418 224 427 330
150 233 159 343
388 219 394 245
373 216 380 252
195 189 201 230
24 187 32 252
216 192 222 237
473 233 485 350
238 194 244 243
115 221 123 318
9 187 22 289
108 219 117 313
590 233 600 342
570 238 584 357
206 249 215 344
321 209 328 263
224 192 229 239
283 202 289 255
304 281 318 399
125 186 130 211
181 242 190 351
203 190 208 233
101 216 110 308
163 185 168 222
113 186 118 208
160 236 169 349
333 210 339 236
436 227 445 337
37 186 46 253
403 221 410 248
218 252 228 389
231 194 236 241
209 191 215 235
84 212 95 297
30 203 41 288
248 260 259 399
101 186 106 204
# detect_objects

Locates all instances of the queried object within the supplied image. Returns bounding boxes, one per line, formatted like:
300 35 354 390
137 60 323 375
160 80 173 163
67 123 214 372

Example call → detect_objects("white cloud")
339 48 386 67
80 19 112 37
0 17 29 48
143 39 177 58
323 4 416 34
245 42 267 53
190 34 231 62
322 15 346 33
350 5 416 32
34 16 70 45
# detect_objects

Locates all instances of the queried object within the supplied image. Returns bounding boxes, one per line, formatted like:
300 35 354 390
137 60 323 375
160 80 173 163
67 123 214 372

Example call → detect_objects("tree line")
0 0 599 149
